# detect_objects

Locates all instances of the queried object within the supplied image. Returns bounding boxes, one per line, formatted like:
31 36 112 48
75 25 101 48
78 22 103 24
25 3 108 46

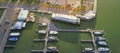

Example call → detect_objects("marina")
0 0 119 53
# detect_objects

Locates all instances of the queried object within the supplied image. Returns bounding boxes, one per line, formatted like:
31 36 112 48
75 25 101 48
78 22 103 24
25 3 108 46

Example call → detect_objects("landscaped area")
0 0 8 3
0 8 5 19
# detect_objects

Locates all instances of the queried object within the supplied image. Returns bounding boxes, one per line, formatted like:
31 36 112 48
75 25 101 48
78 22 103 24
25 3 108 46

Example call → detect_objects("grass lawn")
11 0 18 4
0 0 8 3
0 8 5 19
19 0 32 5
31 0 40 5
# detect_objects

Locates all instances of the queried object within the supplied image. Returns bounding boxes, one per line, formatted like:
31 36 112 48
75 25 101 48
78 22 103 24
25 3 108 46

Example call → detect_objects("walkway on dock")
43 21 49 53
32 13 50 53
90 30 98 53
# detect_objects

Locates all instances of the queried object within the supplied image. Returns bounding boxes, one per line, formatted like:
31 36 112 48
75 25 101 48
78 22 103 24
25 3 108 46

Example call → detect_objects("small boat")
49 31 58 35
95 37 106 41
48 46 57 51
48 36 58 41
39 23 47 27
83 48 93 53
98 47 110 52
9 33 20 36
93 31 104 35
8 37 18 41
38 30 46 34
97 41 108 46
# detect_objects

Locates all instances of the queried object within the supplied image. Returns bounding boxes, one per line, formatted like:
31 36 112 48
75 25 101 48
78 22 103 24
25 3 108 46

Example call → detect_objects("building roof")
12 21 23 30
18 8 29 21
52 13 77 20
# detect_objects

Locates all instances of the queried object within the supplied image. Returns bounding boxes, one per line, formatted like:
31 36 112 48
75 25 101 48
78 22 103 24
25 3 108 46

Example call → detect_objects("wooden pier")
57 29 89 32
31 49 59 53
90 30 99 53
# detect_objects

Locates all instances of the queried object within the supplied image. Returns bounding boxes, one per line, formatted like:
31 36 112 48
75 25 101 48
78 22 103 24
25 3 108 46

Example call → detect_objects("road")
0 0 42 53
0 2 17 53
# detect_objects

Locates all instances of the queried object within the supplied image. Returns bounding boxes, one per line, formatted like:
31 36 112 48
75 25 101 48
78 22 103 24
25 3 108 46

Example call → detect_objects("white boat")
48 46 57 51
96 37 106 41
39 23 47 27
98 47 110 52
93 31 104 35
48 36 58 40
84 48 93 53
49 31 58 35
52 13 80 24
38 30 46 34
97 41 108 46
9 33 20 36
22 22 26 28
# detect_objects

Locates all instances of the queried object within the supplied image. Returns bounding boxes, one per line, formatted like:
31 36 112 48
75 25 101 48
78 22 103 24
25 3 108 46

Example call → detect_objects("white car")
49 31 58 35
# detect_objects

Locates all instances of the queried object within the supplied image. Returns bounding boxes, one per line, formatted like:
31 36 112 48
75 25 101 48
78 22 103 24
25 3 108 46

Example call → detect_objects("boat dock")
32 14 59 53
57 29 89 32
57 29 103 53
90 30 98 53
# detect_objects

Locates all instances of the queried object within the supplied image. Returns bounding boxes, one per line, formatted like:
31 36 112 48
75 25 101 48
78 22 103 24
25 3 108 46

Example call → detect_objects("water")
96 0 120 53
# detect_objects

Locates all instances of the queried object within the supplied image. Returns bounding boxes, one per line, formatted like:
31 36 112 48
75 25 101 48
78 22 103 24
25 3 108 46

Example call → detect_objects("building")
76 10 96 20
52 13 80 24
11 21 23 30
26 13 35 22
17 8 29 21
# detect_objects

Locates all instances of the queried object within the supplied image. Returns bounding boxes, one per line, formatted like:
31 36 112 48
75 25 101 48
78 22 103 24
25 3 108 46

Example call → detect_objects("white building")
11 21 23 30
76 11 96 20
52 13 80 24
17 8 29 21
